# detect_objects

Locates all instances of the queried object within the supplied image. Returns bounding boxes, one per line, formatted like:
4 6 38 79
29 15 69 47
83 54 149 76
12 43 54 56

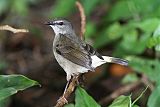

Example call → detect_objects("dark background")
0 0 160 107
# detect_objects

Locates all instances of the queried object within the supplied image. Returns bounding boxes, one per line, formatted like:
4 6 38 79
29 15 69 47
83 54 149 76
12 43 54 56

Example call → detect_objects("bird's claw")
57 96 68 104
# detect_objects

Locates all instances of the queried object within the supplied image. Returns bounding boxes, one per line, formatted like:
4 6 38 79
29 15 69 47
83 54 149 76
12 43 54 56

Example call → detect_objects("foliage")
65 86 100 107
0 75 39 101
0 75 39 105
65 86 147 107
147 85 160 107
109 95 131 107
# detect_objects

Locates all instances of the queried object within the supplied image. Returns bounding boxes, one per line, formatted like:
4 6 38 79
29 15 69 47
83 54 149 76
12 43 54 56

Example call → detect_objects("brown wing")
55 35 94 70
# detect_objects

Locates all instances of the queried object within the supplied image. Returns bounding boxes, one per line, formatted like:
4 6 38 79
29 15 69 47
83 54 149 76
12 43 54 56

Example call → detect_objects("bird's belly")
53 52 89 75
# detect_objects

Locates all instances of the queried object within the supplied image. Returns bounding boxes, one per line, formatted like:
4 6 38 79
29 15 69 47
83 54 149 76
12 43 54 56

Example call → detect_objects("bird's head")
45 19 73 35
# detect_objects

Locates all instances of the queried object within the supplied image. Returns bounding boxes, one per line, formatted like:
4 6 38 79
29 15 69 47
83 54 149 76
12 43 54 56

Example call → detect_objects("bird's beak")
44 21 55 25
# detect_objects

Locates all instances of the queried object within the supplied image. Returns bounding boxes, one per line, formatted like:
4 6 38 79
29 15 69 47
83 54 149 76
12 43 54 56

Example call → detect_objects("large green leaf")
0 98 10 107
75 86 101 107
0 75 39 101
64 103 75 107
147 85 160 107
109 95 131 107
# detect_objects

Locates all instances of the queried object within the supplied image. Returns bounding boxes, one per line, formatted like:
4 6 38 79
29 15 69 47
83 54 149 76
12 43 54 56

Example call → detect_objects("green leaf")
147 85 160 107
122 73 139 84
49 0 75 18
132 105 139 107
109 95 131 107
0 98 10 107
64 103 75 107
0 75 39 101
75 86 101 107
0 88 17 101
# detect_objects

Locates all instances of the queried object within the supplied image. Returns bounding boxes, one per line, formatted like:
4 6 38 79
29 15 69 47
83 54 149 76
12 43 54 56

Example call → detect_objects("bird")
45 19 128 82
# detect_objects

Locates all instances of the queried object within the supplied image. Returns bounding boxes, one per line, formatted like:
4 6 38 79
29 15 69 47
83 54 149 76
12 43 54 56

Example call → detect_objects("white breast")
53 51 89 81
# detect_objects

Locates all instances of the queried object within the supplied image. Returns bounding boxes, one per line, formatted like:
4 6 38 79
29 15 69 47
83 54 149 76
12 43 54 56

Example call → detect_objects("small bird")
45 19 128 82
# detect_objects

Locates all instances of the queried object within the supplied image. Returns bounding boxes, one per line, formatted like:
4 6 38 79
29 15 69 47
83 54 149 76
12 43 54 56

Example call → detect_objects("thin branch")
99 74 154 105
55 75 79 107
0 25 29 33
76 1 86 40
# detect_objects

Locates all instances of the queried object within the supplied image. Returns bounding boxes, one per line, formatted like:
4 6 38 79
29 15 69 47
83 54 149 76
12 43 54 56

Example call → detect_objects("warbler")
45 19 128 82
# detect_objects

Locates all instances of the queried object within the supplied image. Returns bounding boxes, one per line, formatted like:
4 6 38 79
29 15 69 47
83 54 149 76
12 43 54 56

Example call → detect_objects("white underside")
54 51 112 81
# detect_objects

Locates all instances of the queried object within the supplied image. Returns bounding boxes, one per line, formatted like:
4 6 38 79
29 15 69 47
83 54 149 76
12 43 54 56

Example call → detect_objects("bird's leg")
74 74 80 85
58 76 72 104
63 76 72 96
78 73 85 87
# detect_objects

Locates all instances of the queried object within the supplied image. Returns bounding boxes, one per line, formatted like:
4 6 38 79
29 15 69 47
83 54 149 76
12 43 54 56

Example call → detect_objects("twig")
99 81 141 105
76 1 86 40
55 75 79 107
0 25 29 33
99 74 154 105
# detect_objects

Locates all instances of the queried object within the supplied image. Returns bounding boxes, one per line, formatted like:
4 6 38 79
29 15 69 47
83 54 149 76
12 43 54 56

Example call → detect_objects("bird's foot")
57 95 68 105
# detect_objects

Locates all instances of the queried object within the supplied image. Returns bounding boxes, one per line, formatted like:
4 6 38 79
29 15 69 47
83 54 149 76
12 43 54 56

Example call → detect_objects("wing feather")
55 35 94 70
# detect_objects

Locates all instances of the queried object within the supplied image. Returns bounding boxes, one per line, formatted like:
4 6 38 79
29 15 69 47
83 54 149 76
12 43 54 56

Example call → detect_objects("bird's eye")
58 22 64 25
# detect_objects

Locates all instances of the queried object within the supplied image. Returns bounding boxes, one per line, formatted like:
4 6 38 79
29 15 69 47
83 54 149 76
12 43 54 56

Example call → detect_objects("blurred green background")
0 0 160 107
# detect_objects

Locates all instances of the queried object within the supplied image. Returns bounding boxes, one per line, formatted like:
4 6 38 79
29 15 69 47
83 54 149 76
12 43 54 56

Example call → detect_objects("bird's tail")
91 55 128 68
102 56 128 66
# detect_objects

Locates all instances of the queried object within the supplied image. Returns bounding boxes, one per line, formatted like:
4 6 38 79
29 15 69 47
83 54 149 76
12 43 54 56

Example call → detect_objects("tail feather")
91 55 128 68
102 56 128 66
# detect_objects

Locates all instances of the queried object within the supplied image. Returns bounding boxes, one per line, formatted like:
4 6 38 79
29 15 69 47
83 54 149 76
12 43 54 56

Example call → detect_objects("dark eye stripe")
55 22 63 25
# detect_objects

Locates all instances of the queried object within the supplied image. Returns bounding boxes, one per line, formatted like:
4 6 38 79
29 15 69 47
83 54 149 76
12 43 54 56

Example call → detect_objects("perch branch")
76 1 86 40
0 25 29 33
55 75 79 107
